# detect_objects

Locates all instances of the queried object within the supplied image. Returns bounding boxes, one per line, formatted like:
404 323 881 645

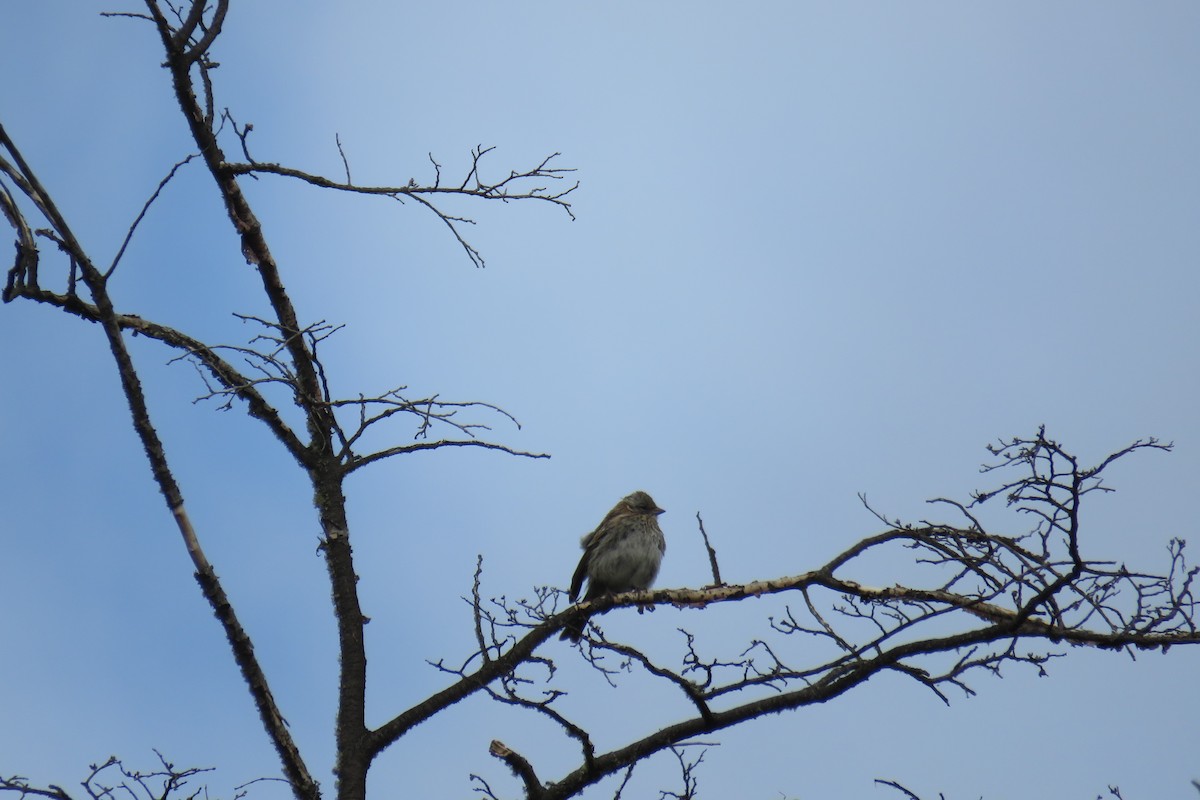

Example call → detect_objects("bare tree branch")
695 513 722 586
486 741 544 800
874 779 925 800
106 153 199 277
221 145 577 268
446 433 1196 798
1 754 215 800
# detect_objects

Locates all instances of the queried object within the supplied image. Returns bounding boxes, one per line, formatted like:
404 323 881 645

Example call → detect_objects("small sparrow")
561 490 666 642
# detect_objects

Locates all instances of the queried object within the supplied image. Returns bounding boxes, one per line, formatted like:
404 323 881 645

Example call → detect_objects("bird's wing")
569 511 624 601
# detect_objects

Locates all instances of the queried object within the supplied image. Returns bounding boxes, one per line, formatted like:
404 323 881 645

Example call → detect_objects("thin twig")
107 154 198 277
695 513 723 586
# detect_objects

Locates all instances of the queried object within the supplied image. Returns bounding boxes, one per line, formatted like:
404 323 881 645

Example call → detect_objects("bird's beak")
654 506 665 515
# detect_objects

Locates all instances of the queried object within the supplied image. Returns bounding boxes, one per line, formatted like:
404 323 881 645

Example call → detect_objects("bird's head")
624 490 665 516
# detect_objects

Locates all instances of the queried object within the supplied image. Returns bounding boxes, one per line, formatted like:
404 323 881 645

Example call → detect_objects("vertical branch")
312 474 370 800
695 513 723 586
146 0 329 448
144 4 370 797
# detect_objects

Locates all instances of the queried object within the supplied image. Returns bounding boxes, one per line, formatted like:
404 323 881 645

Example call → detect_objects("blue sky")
2 2 1198 798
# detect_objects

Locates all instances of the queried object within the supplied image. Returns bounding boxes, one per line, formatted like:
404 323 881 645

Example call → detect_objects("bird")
561 490 666 642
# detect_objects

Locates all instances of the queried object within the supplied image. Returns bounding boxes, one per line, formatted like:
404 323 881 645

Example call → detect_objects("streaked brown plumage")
561 490 666 642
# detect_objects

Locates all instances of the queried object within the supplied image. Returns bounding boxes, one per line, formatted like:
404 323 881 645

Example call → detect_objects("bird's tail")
560 618 585 642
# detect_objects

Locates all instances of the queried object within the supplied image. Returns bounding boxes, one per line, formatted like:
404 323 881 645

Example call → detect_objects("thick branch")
142 8 366 795
145 0 330 453
1 17 320 799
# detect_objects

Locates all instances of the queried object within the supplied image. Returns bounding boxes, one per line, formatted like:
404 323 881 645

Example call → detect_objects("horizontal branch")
345 439 549 474
537 574 1199 799
565 569 1200 651
224 148 576 208
222 158 577 206
220 145 576 267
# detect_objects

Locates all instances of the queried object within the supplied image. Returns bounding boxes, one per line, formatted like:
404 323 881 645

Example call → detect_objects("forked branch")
222 144 576 268
1 753 214 800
